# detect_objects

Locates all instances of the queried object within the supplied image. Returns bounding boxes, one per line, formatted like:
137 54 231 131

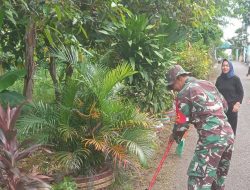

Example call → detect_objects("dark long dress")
215 75 244 135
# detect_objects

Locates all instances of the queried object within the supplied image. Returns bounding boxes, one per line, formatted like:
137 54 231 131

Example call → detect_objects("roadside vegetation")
0 0 247 189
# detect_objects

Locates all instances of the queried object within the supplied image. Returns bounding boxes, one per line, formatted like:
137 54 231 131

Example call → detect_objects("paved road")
226 62 250 190
154 61 250 190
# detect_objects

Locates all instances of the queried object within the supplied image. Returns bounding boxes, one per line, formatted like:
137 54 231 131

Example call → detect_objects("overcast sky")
220 17 243 40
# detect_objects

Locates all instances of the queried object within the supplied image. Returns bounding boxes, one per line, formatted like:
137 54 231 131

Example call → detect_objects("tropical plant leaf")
18 115 55 134
0 129 7 145
51 45 79 65
53 149 89 172
84 138 107 152
0 69 26 92
0 103 50 188
16 144 43 161
117 128 156 167
0 90 26 107
17 101 57 136
44 26 55 47
54 5 62 20
58 124 78 142
100 64 137 99
61 79 78 108
106 145 127 164
0 9 4 29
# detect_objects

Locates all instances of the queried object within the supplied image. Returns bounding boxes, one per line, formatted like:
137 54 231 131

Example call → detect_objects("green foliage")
99 14 173 113
191 22 223 47
175 41 212 79
0 69 25 91
0 69 26 106
52 177 77 190
9 69 55 103
109 168 134 190
0 90 25 107
1 0 227 113
233 0 250 24
18 63 157 176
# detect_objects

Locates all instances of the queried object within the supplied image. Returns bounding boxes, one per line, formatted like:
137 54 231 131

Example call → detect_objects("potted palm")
18 63 157 189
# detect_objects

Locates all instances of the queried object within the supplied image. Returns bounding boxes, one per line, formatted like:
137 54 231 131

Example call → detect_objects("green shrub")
99 14 174 113
52 177 77 190
175 41 212 79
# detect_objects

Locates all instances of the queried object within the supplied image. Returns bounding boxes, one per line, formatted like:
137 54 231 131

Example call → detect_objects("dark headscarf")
221 59 234 79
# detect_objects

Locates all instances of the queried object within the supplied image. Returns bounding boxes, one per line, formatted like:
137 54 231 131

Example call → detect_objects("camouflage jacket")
174 77 233 139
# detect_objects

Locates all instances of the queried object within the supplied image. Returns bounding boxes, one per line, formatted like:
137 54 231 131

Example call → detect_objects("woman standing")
215 59 244 135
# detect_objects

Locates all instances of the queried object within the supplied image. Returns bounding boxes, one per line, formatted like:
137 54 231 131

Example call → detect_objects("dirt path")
133 62 249 190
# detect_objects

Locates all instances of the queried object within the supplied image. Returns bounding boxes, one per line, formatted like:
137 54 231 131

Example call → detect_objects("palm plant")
18 60 157 176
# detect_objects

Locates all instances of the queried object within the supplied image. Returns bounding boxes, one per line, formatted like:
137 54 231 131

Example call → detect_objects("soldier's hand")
172 131 185 144
169 133 175 142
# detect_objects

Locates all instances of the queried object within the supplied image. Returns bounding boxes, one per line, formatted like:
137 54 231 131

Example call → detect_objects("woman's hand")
232 102 241 112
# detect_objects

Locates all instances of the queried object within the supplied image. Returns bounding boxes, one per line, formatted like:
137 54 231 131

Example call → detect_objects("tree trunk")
23 18 36 100
48 57 61 102
65 62 73 84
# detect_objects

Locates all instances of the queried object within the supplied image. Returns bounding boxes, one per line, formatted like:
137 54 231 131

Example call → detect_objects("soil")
132 62 250 190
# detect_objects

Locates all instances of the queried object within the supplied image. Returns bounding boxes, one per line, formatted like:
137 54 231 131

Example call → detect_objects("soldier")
166 65 234 190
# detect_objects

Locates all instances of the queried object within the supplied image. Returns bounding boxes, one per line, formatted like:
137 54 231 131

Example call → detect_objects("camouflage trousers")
187 139 234 190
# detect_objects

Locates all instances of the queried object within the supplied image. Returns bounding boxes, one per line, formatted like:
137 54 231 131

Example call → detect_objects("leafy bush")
52 177 77 190
174 41 212 79
98 14 174 113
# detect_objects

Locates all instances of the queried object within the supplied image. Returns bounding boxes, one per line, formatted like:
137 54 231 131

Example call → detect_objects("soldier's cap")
165 65 191 87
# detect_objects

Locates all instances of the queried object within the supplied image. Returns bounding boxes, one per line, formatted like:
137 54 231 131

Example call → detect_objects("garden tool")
175 130 188 157
146 97 189 190
174 98 189 157
145 138 174 190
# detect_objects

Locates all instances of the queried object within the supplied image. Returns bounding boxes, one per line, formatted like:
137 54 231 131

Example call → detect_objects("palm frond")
58 124 79 142
17 102 57 136
101 101 154 132
106 145 128 165
116 138 146 167
79 64 107 91
57 104 71 126
61 79 79 108
116 128 157 167
53 149 90 172
84 138 107 152
18 115 55 134
51 45 79 65
100 64 137 99
78 63 136 101
126 110 154 128
85 136 129 166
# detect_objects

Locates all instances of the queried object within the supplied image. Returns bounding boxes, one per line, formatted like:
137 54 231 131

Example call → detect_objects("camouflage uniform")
166 65 234 190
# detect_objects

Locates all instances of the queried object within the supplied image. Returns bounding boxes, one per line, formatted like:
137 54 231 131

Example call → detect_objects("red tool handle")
147 139 174 190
